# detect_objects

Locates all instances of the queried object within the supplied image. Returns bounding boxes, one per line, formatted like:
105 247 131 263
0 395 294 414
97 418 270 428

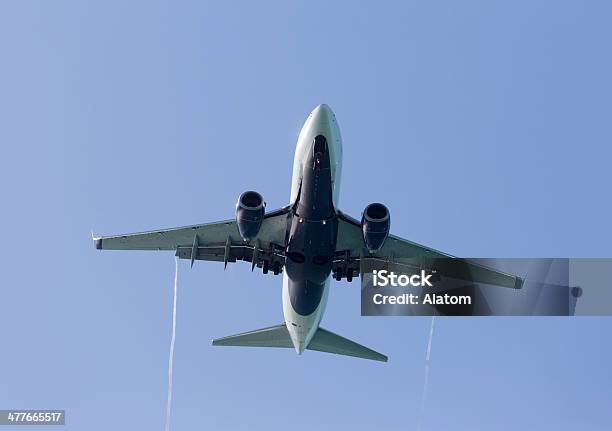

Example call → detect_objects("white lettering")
372 270 435 287
422 293 471 305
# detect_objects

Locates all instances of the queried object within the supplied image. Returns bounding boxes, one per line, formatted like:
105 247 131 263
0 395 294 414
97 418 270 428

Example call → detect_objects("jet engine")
361 203 390 253
235 191 265 241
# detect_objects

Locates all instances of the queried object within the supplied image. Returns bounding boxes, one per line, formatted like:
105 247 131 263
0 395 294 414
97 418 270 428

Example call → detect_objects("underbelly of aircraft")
284 134 338 316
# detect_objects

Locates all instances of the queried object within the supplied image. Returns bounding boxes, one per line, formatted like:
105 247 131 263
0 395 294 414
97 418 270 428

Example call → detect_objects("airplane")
94 104 523 362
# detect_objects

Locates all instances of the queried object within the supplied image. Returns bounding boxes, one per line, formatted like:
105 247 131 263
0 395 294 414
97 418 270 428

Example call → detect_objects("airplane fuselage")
283 104 343 353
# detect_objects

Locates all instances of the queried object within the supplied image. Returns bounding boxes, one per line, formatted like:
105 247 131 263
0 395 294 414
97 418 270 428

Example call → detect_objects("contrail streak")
418 314 436 431
165 258 179 431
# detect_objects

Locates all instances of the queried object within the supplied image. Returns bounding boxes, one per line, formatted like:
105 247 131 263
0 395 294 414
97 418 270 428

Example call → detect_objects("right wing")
94 206 291 272
334 211 523 289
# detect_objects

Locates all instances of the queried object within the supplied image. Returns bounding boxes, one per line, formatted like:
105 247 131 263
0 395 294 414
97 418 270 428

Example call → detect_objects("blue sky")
1 1 611 430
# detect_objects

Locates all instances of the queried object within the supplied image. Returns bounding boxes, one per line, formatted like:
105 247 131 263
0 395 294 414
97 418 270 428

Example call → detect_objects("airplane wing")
334 211 523 289
94 206 291 273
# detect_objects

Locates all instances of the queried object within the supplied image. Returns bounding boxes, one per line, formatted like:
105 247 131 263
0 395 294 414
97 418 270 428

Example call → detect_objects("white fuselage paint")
282 104 343 354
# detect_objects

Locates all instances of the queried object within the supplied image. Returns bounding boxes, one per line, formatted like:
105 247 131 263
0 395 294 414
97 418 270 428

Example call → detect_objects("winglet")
514 277 524 290
92 230 103 250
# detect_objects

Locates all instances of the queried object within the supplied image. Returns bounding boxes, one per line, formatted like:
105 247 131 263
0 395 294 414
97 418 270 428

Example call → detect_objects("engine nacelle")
361 203 390 253
235 191 265 241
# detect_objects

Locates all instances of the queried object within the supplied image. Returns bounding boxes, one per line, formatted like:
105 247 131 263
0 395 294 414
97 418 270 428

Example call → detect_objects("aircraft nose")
310 104 335 128
313 103 333 115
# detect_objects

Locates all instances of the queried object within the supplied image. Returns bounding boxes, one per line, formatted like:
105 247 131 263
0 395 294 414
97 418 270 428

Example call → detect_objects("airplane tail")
212 324 387 362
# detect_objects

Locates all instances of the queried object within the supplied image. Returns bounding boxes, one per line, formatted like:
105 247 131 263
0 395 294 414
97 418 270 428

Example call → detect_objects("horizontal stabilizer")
212 324 293 348
212 324 387 362
308 327 388 362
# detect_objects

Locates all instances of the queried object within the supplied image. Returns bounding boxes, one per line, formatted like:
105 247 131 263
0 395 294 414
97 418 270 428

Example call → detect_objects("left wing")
94 207 291 273
334 211 523 289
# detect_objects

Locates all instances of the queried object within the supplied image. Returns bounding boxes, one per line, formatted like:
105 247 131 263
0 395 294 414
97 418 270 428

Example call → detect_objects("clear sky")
1 1 611 430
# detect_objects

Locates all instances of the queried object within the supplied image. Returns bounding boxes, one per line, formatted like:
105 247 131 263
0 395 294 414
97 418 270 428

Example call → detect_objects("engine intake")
361 203 390 253
236 191 265 241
